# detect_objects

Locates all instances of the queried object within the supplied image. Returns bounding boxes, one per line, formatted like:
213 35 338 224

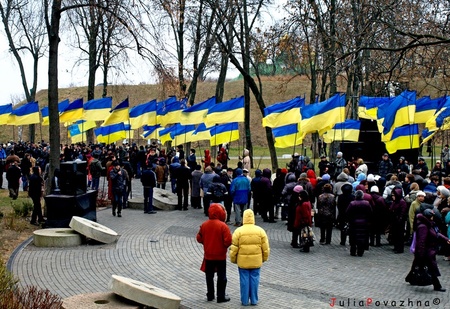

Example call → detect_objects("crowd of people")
4 139 450 296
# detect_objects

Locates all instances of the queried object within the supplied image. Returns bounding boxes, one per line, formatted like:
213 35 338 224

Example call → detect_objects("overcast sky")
0 1 286 106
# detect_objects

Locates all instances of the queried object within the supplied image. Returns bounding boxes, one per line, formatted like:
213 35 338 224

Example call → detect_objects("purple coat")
415 213 449 276
346 199 372 244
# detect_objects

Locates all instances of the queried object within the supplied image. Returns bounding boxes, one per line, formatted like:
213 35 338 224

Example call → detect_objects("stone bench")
128 188 178 211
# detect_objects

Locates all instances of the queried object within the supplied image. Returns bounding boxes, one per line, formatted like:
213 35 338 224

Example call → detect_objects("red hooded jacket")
197 203 232 260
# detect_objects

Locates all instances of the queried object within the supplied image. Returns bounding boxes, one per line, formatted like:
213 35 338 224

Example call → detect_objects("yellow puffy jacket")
230 209 270 269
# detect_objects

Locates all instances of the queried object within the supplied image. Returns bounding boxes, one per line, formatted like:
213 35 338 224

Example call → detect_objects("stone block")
69 216 119 244
33 228 82 247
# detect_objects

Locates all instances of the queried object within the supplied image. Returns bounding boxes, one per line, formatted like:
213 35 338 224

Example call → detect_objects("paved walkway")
7 178 450 308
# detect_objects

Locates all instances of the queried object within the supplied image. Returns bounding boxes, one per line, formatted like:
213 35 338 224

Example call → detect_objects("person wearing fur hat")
369 186 387 247
346 190 373 256
334 152 347 178
405 209 450 292
434 185 450 212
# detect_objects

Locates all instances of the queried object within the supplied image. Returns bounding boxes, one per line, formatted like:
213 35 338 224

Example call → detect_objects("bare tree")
0 0 47 142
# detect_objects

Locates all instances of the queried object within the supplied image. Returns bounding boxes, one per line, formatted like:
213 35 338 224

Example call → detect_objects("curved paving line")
7 235 33 272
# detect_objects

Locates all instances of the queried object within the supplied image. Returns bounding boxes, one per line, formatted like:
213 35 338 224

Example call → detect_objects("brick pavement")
7 177 450 308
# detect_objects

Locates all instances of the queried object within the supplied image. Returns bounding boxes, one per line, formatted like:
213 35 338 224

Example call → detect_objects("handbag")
300 226 315 247
409 265 433 286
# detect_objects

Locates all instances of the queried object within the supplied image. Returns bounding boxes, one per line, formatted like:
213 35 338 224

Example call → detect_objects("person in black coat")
337 183 354 246
29 166 44 225
174 159 192 210
369 186 387 247
141 165 157 214
346 190 372 257
6 162 21 200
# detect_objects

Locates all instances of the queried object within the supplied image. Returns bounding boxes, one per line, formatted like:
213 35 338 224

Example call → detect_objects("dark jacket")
390 188 408 223
415 213 449 276
28 173 43 198
110 167 126 192
346 198 373 244
140 168 156 188
337 184 354 227
6 164 21 188
175 165 192 189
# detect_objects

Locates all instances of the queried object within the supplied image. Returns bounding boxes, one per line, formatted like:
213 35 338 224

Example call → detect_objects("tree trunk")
46 0 62 194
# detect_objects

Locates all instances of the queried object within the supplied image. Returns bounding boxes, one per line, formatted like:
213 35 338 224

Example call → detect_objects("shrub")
11 200 33 218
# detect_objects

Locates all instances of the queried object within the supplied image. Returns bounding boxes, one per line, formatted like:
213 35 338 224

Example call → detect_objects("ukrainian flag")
9 101 40 125
67 122 87 143
415 96 445 125
129 99 157 128
141 125 162 139
210 122 239 146
272 123 303 148
42 99 70 126
170 124 196 145
60 98 83 123
262 97 304 128
102 98 129 126
385 124 419 154
158 125 177 145
190 123 212 142
83 97 112 121
425 96 450 131
300 93 346 137
95 123 127 144
204 96 244 127
380 90 416 141
421 128 437 145
322 120 361 143
0 104 12 125
358 96 392 120
180 96 216 125
158 97 187 126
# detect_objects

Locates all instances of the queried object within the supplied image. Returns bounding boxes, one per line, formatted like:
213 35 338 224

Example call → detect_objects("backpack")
211 183 226 201
90 160 102 177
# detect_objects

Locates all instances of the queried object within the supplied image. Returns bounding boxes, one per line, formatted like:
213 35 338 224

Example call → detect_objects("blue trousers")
238 267 260 306
143 186 154 212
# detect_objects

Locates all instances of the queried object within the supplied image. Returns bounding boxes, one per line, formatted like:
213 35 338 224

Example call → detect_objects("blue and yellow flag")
209 122 239 146
83 97 112 121
421 128 437 145
141 125 162 139
358 96 392 120
204 96 244 127
262 97 304 128
95 123 127 144
180 97 216 125
300 93 346 137
190 123 212 142
0 104 12 125
379 90 416 141
170 124 196 145
42 99 70 126
129 99 157 128
416 96 445 125
272 123 303 148
60 98 83 123
102 98 129 126
425 96 450 131
322 120 360 143
157 97 186 126
158 125 178 145
385 124 419 154
9 101 40 125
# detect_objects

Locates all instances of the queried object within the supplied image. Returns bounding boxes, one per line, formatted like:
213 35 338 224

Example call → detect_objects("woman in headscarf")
294 190 313 253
